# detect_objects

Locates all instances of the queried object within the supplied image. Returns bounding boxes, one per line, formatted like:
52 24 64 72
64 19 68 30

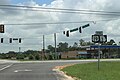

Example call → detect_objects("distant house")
61 51 91 59
61 51 78 59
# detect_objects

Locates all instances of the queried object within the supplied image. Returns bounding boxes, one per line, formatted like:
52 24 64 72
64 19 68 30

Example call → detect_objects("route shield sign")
92 35 99 43
92 35 107 43
99 35 107 43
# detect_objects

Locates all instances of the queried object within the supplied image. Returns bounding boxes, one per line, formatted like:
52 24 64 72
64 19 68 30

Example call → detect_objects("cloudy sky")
0 0 120 53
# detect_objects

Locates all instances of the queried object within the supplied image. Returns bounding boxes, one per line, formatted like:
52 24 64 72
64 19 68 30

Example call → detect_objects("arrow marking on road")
14 69 32 73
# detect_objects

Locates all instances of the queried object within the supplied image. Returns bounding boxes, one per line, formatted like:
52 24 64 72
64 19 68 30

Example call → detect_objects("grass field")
62 61 120 80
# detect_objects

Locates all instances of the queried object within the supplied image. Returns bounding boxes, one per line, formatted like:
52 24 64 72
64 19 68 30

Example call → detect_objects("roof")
78 51 89 54
90 45 120 48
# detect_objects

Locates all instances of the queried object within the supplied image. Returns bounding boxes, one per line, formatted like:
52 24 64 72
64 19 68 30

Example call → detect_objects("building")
61 51 78 59
61 51 90 59
77 51 91 59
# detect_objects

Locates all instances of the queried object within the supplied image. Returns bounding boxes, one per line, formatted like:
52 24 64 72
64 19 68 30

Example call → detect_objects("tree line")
0 39 119 60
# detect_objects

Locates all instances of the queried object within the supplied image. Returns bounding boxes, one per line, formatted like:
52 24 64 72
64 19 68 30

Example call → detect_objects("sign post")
92 31 107 70
98 43 100 70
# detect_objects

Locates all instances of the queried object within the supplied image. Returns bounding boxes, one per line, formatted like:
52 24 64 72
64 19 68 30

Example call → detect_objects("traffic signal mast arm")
70 28 78 32
63 23 90 37
82 24 90 28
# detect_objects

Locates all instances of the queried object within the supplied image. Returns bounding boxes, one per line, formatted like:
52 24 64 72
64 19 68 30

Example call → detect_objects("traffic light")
0 25 4 33
63 31 65 34
1 38 3 43
79 27 82 33
19 38 22 43
9 38 12 43
66 31 69 37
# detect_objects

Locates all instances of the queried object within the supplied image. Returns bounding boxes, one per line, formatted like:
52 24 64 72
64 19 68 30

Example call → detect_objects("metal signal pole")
19 47 21 53
98 43 100 70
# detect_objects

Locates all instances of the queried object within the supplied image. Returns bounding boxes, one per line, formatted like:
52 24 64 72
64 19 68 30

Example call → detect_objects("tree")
57 42 68 52
29 54 34 60
73 42 78 48
35 54 40 60
86 41 94 45
16 54 24 60
79 39 94 46
68 42 79 51
107 39 116 45
79 39 86 46
47 45 55 53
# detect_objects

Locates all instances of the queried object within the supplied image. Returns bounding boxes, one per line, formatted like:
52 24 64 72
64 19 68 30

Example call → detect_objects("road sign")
95 31 103 35
92 35 107 43
99 35 107 43
92 31 107 71
92 35 99 43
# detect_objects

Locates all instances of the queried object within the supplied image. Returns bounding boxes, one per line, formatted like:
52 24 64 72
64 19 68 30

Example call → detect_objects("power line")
0 4 120 14
0 5 120 16
3 18 118 25
4 21 92 25
0 7 120 16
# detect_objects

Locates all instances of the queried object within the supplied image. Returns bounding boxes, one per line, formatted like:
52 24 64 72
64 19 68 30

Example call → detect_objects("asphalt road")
0 60 91 80
0 59 120 80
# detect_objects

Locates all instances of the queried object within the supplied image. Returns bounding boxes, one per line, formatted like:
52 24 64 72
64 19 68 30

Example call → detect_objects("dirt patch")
53 64 80 80
54 64 75 70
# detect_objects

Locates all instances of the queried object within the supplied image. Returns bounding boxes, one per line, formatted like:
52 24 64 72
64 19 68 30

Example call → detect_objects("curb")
53 68 75 80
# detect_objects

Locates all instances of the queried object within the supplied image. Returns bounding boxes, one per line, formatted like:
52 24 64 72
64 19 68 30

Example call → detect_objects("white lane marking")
14 69 32 73
0 64 13 71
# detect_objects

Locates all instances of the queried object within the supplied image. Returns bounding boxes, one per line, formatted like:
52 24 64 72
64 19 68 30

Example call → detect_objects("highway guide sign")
92 35 107 43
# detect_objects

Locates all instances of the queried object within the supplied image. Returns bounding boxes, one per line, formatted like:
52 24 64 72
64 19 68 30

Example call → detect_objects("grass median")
62 61 120 80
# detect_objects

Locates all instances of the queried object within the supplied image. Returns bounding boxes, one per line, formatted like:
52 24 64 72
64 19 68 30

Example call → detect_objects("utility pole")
19 47 21 53
42 35 45 60
54 33 57 59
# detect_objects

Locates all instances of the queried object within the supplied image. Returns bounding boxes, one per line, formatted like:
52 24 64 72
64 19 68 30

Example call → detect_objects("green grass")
62 61 120 80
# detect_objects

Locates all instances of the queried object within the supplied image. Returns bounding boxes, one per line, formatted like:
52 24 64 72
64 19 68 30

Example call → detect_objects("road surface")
0 59 120 80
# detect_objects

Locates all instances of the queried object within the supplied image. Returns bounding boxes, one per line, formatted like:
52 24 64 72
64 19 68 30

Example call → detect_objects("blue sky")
10 0 54 5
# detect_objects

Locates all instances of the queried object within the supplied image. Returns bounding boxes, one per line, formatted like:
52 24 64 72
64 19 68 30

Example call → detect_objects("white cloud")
0 0 120 52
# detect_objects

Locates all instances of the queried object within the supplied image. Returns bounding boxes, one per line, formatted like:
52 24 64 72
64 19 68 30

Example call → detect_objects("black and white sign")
95 31 103 35
92 35 107 43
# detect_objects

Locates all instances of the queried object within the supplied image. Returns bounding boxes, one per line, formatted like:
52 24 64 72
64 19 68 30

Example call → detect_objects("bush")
29 55 34 60
35 55 40 60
